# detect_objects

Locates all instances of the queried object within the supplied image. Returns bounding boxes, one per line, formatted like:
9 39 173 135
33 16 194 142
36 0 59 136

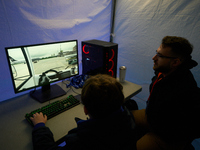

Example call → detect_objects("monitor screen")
5 40 79 102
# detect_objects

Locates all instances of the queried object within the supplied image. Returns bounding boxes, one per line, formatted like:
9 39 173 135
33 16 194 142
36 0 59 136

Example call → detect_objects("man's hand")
30 112 47 126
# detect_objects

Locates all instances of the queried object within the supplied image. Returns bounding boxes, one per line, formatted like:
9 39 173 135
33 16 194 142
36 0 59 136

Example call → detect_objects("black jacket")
146 66 200 142
32 106 137 150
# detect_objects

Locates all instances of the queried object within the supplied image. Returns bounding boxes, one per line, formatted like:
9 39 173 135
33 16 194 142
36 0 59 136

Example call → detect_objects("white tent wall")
114 1 200 147
114 0 200 87
0 0 112 102
0 0 200 101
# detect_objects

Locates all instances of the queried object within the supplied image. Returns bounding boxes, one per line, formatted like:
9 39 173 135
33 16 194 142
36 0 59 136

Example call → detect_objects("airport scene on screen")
6 40 79 93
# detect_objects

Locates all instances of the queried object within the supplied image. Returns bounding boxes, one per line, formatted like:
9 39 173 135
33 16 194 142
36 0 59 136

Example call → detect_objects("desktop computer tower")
82 39 118 77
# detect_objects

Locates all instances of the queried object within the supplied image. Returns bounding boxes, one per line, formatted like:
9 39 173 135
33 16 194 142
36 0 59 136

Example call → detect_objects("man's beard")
153 61 171 74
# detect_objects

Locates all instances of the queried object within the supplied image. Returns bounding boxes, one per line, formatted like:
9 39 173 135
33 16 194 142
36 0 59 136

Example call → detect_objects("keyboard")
25 95 80 126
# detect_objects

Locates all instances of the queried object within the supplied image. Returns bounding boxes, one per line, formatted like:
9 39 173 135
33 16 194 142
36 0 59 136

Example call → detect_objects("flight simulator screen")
5 40 79 93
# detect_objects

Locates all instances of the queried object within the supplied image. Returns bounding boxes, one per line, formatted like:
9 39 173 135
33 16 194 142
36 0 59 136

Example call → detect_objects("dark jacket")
146 66 200 142
32 106 137 150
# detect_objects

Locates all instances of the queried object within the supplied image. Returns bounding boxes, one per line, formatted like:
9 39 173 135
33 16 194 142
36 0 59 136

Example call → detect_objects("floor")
131 84 200 150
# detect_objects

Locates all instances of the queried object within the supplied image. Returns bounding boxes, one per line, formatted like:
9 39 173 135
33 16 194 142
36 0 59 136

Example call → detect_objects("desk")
0 80 142 150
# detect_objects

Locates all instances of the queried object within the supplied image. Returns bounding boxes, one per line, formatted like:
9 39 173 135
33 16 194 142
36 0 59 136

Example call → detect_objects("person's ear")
172 58 182 67
84 106 89 115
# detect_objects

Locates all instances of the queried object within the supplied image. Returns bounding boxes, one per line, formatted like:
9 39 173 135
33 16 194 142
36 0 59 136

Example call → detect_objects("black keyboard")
25 95 80 126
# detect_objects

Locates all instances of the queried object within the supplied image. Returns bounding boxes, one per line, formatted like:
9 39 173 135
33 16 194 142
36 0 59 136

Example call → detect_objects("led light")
108 49 115 76
83 45 89 54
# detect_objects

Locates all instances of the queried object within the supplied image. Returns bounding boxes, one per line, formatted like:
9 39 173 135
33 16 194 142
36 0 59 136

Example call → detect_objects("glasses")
155 50 177 59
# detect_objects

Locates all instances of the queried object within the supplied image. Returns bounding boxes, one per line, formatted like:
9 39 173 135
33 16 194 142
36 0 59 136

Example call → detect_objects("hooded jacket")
146 65 200 142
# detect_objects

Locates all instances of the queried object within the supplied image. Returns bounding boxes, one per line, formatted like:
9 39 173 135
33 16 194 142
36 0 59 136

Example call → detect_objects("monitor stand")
30 84 66 103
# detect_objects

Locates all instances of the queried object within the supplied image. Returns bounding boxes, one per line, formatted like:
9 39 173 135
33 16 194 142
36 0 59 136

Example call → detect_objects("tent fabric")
0 0 112 102
0 0 200 102
114 0 200 86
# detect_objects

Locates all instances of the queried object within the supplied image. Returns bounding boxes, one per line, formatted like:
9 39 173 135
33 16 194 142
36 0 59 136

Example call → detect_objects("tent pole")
110 0 116 43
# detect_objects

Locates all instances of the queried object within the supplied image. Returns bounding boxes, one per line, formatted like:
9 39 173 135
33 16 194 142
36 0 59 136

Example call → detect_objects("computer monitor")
5 40 79 102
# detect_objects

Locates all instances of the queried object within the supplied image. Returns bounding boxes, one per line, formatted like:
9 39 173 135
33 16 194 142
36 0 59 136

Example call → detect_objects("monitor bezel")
5 39 79 94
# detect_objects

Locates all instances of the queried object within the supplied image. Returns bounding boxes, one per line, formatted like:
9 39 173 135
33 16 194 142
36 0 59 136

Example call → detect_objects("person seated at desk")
30 74 137 150
132 36 200 150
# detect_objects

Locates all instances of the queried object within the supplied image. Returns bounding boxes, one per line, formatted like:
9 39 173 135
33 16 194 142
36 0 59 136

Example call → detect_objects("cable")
70 86 81 95
61 78 81 95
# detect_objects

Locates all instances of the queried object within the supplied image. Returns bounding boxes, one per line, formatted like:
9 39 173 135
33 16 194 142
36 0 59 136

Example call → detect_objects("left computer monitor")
5 40 79 102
